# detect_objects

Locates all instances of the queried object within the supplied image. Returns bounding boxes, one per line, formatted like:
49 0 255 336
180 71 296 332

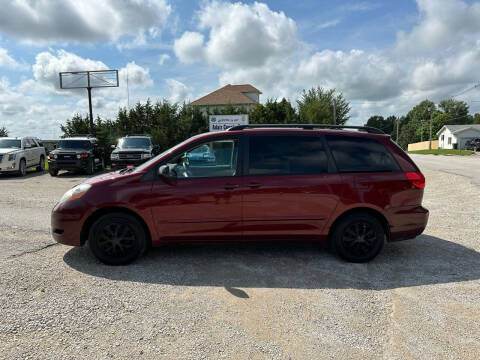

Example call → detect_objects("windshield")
57 140 92 149
133 134 204 173
0 139 21 148
118 138 151 149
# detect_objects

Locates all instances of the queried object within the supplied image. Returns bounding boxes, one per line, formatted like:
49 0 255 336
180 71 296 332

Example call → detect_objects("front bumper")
0 160 18 172
51 200 90 247
49 158 89 171
387 205 429 242
111 158 146 169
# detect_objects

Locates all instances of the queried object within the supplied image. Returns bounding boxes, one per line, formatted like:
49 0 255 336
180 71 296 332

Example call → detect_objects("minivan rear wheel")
331 213 385 263
88 212 147 265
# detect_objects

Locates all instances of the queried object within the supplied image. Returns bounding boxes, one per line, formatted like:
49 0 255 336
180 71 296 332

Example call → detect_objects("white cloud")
0 48 24 70
174 32 205 64
119 61 154 89
166 79 193 104
158 54 170 65
174 1 299 68
0 0 171 45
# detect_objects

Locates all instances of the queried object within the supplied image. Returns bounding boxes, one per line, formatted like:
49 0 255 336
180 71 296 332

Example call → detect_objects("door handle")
247 182 261 189
224 183 239 190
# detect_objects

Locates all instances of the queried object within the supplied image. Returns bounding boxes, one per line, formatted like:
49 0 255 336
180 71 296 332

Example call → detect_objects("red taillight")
405 172 425 188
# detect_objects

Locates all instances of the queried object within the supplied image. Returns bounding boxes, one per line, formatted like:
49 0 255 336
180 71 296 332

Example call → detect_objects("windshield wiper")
119 167 135 174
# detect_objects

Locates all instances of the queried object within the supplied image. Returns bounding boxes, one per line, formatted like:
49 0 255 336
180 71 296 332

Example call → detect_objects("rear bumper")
387 205 429 242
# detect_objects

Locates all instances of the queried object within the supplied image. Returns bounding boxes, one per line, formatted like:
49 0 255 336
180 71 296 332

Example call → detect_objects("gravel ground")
0 161 479 359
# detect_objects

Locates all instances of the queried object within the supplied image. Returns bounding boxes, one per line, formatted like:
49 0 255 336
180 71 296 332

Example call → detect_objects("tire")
36 156 45 172
49 168 59 176
17 159 26 177
331 212 385 263
88 212 147 265
86 159 95 175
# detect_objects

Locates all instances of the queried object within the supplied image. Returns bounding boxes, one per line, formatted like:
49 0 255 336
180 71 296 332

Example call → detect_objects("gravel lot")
0 159 479 360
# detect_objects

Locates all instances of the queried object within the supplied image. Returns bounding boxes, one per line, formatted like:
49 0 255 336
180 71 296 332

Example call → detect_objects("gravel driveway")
0 160 479 359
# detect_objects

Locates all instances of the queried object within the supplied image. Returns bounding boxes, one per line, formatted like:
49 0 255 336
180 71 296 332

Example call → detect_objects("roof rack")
227 124 384 134
125 134 152 137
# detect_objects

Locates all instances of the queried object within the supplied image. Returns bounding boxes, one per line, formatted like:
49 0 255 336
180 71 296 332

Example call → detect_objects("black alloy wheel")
49 168 59 176
86 159 95 175
88 213 147 265
331 213 385 263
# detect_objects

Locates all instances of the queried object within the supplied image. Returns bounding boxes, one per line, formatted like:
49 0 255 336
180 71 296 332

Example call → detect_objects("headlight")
142 153 152 159
59 184 91 204
8 153 17 161
76 154 81 159
111 153 119 160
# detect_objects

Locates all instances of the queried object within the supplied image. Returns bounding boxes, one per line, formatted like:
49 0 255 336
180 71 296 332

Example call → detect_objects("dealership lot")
1 157 479 359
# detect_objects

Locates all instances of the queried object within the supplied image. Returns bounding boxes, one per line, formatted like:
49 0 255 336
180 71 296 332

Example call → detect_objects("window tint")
326 136 400 173
169 139 238 178
248 135 328 175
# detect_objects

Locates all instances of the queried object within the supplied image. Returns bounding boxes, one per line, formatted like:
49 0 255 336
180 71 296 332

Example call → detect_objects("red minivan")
51 125 429 265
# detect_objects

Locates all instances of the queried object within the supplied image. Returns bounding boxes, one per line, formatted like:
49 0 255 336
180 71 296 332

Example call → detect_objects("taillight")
405 172 425 188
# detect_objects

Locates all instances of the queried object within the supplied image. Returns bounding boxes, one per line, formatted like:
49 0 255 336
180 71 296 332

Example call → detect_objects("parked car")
186 144 216 166
48 136 104 176
110 135 159 169
0 137 46 176
464 138 480 151
51 125 429 265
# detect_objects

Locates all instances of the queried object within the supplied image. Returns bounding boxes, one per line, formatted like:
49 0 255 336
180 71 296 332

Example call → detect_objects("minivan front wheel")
88 212 147 265
331 213 385 263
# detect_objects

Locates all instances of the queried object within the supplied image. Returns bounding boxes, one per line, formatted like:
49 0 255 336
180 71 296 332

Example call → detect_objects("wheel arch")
80 206 152 246
327 207 390 243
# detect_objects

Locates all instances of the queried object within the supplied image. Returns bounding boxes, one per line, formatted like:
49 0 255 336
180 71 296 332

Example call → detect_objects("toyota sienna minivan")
51 125 429 265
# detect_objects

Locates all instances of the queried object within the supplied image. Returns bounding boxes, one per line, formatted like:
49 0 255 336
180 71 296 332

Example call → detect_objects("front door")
242 134 342 240
151 137 243 241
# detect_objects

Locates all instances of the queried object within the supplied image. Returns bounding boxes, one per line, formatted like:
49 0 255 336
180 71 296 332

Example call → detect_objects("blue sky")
1 0 480 138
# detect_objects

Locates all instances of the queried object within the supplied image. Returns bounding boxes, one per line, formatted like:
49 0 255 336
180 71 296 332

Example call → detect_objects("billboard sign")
209 114 248 132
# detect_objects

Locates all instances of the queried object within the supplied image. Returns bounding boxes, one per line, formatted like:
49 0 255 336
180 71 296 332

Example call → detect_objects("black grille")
0 154 3 163
119 153 142 160
58 154 76 160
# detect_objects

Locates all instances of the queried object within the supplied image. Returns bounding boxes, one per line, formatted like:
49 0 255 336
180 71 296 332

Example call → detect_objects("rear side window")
326 136 400 173
248 135 328 175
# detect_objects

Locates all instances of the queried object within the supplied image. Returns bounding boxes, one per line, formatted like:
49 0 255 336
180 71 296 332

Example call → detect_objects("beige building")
190 84 261 113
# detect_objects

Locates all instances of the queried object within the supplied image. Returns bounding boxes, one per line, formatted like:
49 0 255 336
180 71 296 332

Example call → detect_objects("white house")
437 124 480 149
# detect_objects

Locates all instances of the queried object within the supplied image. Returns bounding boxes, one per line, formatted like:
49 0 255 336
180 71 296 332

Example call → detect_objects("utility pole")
429 106 433 150
396 117 400 142
332 100 337 125
421 120 424 142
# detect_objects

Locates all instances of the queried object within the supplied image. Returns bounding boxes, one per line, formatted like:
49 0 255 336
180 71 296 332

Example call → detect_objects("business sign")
209 114 248 132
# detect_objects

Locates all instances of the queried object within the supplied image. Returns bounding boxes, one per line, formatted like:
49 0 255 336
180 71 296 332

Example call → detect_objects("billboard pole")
87 86 94 135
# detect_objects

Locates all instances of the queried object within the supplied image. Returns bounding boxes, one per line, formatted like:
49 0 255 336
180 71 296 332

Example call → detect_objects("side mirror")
111 144 116 149
53 144 57 149
153 145 160 155
158 165 170 178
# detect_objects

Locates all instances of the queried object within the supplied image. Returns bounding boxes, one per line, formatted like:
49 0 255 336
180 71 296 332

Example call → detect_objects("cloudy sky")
1 0 480 138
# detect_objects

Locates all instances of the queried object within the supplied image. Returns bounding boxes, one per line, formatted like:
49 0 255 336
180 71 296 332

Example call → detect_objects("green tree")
297 87 350 125
472 113 480 124
249 98 298 124
365 115 396 135
60 114 91 136
0 126 8 137
438 99 470 124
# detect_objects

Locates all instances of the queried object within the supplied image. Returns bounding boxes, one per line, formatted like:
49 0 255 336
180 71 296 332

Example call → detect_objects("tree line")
3 86 479 152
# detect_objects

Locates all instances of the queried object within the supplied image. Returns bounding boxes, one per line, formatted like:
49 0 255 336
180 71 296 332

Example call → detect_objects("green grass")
408 149 474 156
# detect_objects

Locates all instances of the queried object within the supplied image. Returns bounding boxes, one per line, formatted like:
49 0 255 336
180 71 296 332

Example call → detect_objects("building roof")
436 124 480 135
190 84 262 106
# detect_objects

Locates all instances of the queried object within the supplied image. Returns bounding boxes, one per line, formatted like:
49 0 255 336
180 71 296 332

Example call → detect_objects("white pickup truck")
0 137 46 176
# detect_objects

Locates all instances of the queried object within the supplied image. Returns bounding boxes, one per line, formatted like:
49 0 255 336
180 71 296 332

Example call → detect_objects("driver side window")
168 139 239 179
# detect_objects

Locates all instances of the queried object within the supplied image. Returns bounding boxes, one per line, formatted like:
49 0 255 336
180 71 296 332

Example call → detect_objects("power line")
452 83 480 98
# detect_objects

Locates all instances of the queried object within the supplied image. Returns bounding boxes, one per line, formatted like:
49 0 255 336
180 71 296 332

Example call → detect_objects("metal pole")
332 100 336 125
421 121 424 142
87 87 94 135
396 117 399 142
429 108 433 150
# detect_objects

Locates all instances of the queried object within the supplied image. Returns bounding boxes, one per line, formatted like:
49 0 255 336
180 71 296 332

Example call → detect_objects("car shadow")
63 235 480 291
0 169 46 180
